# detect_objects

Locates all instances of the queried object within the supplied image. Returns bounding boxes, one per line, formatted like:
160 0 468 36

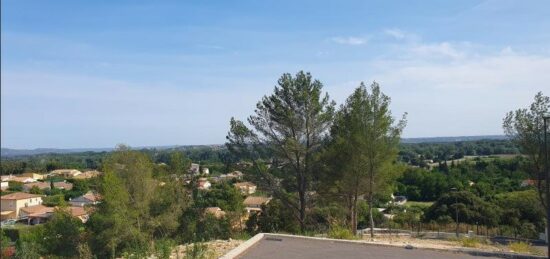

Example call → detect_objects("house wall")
1 200 17 219
0 182 8 191
1 197 42 219
17 198 43 218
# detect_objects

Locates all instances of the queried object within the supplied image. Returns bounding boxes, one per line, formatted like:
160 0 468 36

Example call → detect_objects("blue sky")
2 0 550 149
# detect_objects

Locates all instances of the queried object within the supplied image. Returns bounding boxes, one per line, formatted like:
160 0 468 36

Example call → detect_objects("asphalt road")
237 236 502 259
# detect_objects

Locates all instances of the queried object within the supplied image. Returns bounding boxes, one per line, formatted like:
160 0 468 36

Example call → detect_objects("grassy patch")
405 201 434 209
507 241 543 255
449 237 488 248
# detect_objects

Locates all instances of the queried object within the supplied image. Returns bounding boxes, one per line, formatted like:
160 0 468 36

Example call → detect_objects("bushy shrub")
155 239 176 259
327 225 356 240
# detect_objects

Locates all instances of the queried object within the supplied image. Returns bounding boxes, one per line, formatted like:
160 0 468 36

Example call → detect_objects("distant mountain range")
1 135 508 157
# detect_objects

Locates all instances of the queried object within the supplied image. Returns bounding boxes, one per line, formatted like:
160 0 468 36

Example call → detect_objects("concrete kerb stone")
220 233 264 259
221 233 547 259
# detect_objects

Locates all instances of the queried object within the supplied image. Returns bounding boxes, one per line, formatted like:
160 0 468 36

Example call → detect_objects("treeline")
1 139 518 176
396 156 528 201
0 146 237 176
399 139 519 166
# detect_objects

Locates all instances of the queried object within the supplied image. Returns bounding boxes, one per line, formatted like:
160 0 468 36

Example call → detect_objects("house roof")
198 180 211 188
20 205 54 215
1 192 42 200
82 192 102 202
24 182 50 189
235 182 256 188
72 170 102 179
205 207 222 213
0 175 35 183
24 181 74 190
68 206 88 217
244 196 271 207
50 169 82 176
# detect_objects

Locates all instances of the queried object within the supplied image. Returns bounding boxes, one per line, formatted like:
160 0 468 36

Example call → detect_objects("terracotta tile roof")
1 192 42 200
24 182 50 189
234 182 256 188
20 205 54 215
24 181 74 190
68 206 88 217
244 196 271 207
82 192 102 202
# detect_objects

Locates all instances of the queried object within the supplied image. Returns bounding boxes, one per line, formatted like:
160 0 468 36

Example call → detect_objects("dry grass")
507 241 545 256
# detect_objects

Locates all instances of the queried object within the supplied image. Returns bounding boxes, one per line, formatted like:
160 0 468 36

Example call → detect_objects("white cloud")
409 42 467 60
330 36 368 46
384 28 406 39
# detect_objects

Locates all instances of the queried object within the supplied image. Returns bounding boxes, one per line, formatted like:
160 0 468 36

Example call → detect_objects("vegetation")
503 92 550 214
0 73 547 258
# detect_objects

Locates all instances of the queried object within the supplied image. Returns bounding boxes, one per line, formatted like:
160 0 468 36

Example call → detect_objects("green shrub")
185 243 212 259
327 225 356 240
155 239 176 259
42 194 66 206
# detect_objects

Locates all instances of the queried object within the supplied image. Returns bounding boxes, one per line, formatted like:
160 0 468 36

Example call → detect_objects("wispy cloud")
384 28 406 39
330 36 368 46
409 42 468 60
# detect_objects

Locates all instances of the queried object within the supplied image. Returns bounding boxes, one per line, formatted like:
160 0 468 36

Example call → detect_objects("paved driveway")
237 236 501 259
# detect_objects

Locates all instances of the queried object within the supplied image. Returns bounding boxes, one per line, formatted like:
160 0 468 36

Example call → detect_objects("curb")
220 233 264 259
221 233 546 259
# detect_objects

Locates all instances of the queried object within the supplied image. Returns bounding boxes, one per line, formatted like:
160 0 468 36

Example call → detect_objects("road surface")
237 235 501 259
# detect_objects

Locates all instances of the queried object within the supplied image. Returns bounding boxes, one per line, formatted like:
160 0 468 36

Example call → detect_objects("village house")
19 204 55 225
521 179 539 187
243 196 272 214
69 191 102 207
20 172 46 180
1 175 36 183
202 167 210 175
205 207 226 219
234 182 257 195
0 192 44 220
49 169 83 178
68 206 91 223
197 178 212 190
219 171 244 181
392 195 408 205
1 181 8 191
72 170 102 180
23 181 74 192
189 163 200 175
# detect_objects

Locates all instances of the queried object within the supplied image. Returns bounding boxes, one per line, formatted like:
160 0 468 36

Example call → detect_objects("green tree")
28 185 43 194
88 169 137 257
168 151 190 176
503 91 550 211
226 71 335 232
199 182 244 212
324 82 406 236
42 208 83 257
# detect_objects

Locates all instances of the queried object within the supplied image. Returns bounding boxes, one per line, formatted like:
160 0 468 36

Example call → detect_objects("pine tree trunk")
368 192 374 238
352 194 358 235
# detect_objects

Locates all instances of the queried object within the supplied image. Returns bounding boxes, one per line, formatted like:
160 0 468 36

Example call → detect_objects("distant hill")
0 147 114 157
401 135 508 144
1 136 507 158
1 144 225 158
